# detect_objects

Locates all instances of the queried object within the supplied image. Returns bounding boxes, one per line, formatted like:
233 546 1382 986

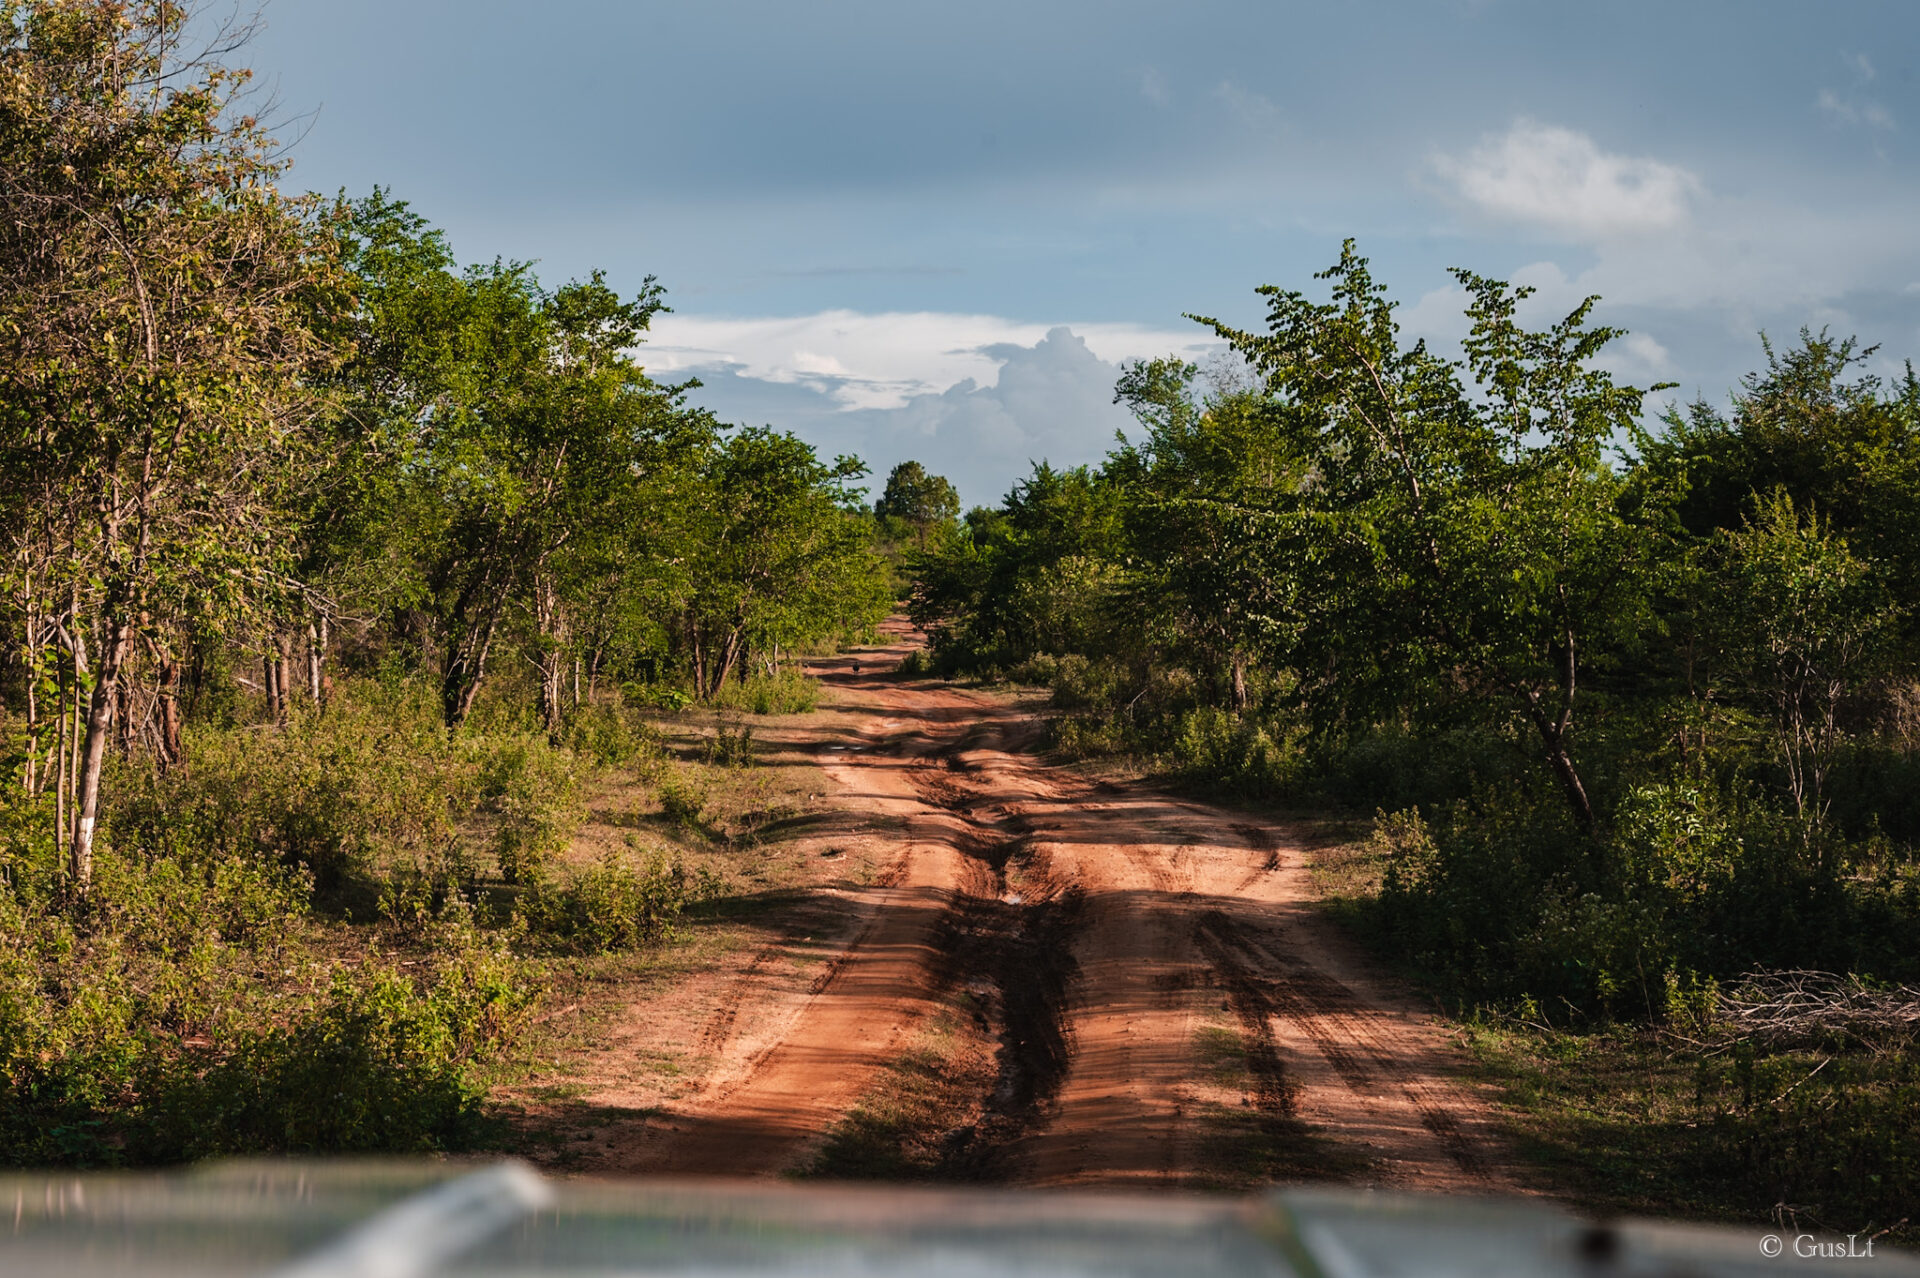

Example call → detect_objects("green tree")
907 463 1123 670
875 460 960 547
672 429 889 697
1107 356 1302 707
1196 243 1667 831
329 191 683 733
0 0 341 889
1709 491 1890 838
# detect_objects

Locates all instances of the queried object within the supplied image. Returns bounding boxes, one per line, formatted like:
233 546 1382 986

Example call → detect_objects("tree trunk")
440 594 505 734
713 628 744 696
440 560 509 734
533 574 567 742
307 612 327 707
155 653 182 768
22 586 40 797
687 615 707 700
263 640 282 722
70 616 131 893
1528 708 1596 833
54 663 68 863
1230 652 1249 711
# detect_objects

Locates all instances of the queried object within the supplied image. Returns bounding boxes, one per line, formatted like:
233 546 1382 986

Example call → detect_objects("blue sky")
247 0 1920 505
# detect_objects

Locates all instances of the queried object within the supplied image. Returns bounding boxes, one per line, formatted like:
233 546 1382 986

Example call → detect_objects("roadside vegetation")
3 0 1914 1234
0 2 888 1165
906 249 1920 1235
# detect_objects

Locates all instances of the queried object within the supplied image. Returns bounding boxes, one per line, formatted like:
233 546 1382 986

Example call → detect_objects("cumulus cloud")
645 316 1219 505
1434 120 1700 239
640 309 1212 411
842 327 1137 493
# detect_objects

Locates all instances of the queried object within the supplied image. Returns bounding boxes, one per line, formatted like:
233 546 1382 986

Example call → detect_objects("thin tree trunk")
22 577 38 797
1230 652 1248 711
533 574 567 742
70 616 129 893
54 663 68 866
1527 707 1596 833
263 640 281 721
307 612 326 706
687 615 706 700
441 599 505 733
713 629 744 695
155 651 182 768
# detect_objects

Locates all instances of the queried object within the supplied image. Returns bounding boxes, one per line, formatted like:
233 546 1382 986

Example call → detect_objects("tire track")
1196 909 1493 1181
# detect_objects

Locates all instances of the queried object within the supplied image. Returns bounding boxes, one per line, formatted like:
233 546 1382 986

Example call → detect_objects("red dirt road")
604 624 1517 1190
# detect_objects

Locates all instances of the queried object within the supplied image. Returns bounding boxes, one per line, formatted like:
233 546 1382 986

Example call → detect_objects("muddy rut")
617 625 1516 1190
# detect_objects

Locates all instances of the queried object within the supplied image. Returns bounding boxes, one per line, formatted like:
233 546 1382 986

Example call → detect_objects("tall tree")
1196 243 1666 832
674 429 889 696
0 0 339 889
876 460 960 547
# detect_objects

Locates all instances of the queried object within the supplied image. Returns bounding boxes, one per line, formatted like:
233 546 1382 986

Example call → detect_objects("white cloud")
642 317 1223 505
1434 120 1700 239
639 309 1214 411
1816 87 1893 130
1213 79 1284 129
1816 50 1894 132
1610 331 1672 379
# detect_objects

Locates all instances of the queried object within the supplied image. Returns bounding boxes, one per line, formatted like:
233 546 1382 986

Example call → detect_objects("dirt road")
598 623 1516 1190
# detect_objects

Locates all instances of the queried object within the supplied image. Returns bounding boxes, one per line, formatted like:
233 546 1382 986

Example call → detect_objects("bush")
703 722 757 768
711 670 818 715
1372 768 1920 1016
656 771 708 827
477 736 587 885
560 700 664 768
513 851 712 954
0 802 532 1166
1316 724 1531 813
107 679 467 903
170 948 530 1156
1167 706 1302 798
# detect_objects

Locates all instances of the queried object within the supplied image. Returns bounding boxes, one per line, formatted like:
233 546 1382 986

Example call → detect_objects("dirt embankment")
537 622 1519 1191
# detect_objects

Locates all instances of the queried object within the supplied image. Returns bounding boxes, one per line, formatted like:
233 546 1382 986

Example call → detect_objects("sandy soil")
535 621 1519 1191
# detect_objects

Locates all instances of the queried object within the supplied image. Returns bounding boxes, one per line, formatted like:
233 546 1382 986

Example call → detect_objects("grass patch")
1462 1020 1918 1244
1186 1022 1377 1189
804 1018 996 1181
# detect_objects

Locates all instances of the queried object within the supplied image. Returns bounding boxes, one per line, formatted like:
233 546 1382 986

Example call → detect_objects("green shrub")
656 771 708 827
377 843 481 944
477 736 587 885
711 670 818 715
1693 1041 1920 1234
513 851 712 954
171 948 530 1156
0 801 532 1166
1168 706 1302 798
704 723 757 768
1047 653 1124 711
560 700 664 767
107 679 467 903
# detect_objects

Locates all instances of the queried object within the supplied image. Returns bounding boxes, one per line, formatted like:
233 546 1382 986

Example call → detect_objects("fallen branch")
1719 970 1920 1049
